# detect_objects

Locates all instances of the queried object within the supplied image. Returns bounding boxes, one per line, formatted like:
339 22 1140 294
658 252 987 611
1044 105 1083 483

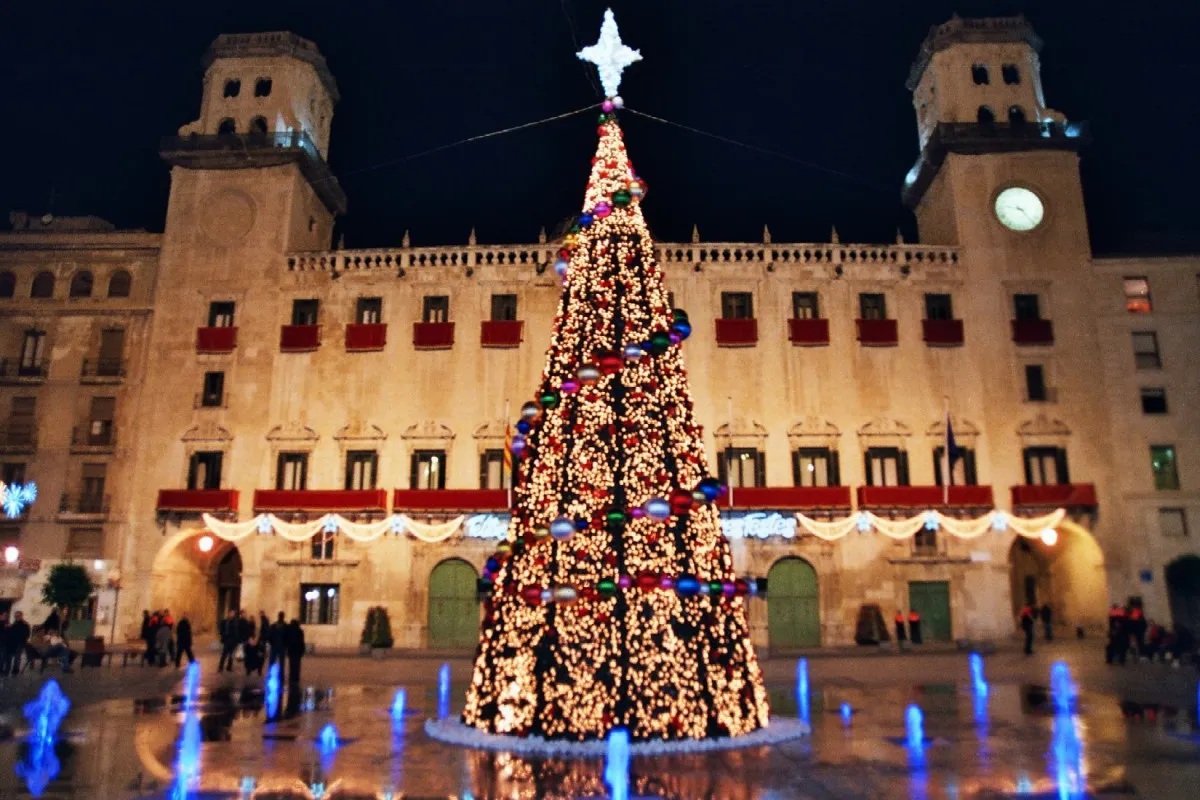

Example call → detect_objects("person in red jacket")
1019 605 1036 655
894 611 907 645
908 610 923 645
1106 604 1128 665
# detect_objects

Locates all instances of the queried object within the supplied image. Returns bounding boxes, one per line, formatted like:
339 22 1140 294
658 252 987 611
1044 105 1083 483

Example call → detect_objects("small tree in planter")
41 562 95 639
359 607 378 655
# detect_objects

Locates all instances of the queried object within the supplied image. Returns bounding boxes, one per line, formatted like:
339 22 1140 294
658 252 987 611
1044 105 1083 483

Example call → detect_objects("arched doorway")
150 532 240 637
1165 555 1200 635
767 557 820 649
1009 521 1107 635
215 548 242 622
428 558 479 649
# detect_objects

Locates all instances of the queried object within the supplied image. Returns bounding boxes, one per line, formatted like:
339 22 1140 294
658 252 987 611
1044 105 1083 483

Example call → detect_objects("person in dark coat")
217 610 239 672
1040 603 1053 642
42 607 62 635
139 610 153 664
174 615 195 668
267 612 288 669
143 610 160 666
1020 605 1036 655
893 610 907 645
243 633 265 676
0 611 8 674
1105 604 1128 665
3 611 30 674
258 611 270 643
236 611 254 647
1128 605 1147 657
284 619 305 685
908 610 923 645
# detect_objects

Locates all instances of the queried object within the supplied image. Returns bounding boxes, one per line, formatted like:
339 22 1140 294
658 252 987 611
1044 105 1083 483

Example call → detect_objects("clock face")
994 187 1045 231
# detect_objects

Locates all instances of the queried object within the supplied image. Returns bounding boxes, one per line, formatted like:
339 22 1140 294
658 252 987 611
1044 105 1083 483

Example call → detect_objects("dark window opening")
865 447 909 487
107 270 131 298
422 296 449 323
249 116 268 135
1141 387 1168 415
311 530 335 560
30 271 54 299
792 447 839 487
356 297 382 324
491 294 518 321
345 450 378 491
291 299 319 326
720 292 754 320
480 449 509 489
217 118 236 135
411 450 447 489
19 330 45 374
859 293 887 320
1151 445 1180 491
300 583 339 624
2 462 26 485
977 106 995 125
1014 294 1042 321
187 451 223 490
69 271 93 298
933 446 977 486
1025 364 1047 402
208 301 235 327
276 452 308 491
1133 331 1161 369
1002 64 1021 85
924 293 953 320
792 292 820 319
971 64 990 85
201 371 225 407
1023 446 1068 486
1008 105 1027 126
0 271 14 298
717 447 766 489
223 79 241 98
254 78 272 97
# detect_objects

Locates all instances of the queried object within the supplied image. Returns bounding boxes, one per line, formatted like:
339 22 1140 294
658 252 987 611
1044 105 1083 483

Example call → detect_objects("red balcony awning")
280 324 322 352
253 489 387 512
196 326 238 353
788 318 830 346
857 485 995 508
346 323 387 351
922 318 964 346
156 489 239 512
481 320 524 348
856 319 899 346
414 322 455 350
1011 483 1097 508
719 486 851 510
393 489 508 512
1011 319 1055 345
715 318 758 347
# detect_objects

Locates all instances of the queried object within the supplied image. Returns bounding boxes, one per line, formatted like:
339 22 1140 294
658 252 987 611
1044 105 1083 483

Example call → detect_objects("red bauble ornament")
521 585 543 604
636 572 659 591
670 489 694 516
599 352 622 375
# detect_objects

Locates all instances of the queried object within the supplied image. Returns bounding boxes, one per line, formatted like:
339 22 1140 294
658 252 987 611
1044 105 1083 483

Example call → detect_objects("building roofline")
0 231 162 252
203 32 340 104
906 15 1043 91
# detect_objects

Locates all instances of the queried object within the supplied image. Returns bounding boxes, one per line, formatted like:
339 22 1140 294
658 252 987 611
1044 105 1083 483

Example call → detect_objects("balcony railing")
393 489 508 512
280 324 322 352
1011 483 1097 508
252 489 388 513
922 319 964 347
80 358 125 381
71 422 116 450
715 318 758 347
718 486 852 510
59 494 110 515
157 489 239 513
0 422 37 451
196 326 238 353
345 323 387 352
857 485 995 508
0 358 48 382
787 318 830 346
1011 319 1054 345
481 320 524 348
857 319 899 346
414 322 455 350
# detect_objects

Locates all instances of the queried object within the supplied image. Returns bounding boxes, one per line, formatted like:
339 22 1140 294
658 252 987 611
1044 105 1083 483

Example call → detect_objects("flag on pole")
942 397 963 506
503 399 513 507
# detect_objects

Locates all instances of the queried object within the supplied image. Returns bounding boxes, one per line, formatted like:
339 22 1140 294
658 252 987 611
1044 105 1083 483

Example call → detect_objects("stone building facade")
1 19 1197 650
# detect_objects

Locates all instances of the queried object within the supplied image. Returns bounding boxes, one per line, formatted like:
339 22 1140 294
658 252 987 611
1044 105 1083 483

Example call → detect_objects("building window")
1023 446 1068 486
1025 364 1047 402
291 299 319 325
0 271 15 298
1150 445 1180 491
187 451 223 490
1014 294 1042 321
411 450 446 489
345 450 378 490
1159 508 1188 538
30 271 54 299
423 296 449 323
65 528 103 559
480 449 509 489
1123 277 1151 313
249 116 268 134
1001 64 1021 85
913 528 938 556
792 292 819 319
864 447 909 487
1008 106 1027 126
792 447 839 487
311 530 335 561
276 452 309 490
69 271 94 298
971 64 990 85
107 270 132 298
1132 331 1161 369
19 330 45 374
86 397 115 445
201 371 225 407
924 293 953 320
718 447 766 489
1141 387 1168 414
859 293 887 320
2 462 26 485
79 463 107 512
8 397 36 447
223 79 241 98
356 297 382 324
208 301 235 327
933 446 977 485
217 118 236 135
300 584 339 625
720 292 754 320
977 106 995 125
491 294 518 321
254 78 272 97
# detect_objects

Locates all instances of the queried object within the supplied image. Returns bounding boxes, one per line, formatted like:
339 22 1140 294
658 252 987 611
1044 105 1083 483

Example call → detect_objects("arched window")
1008 105 1027 126
107 270 132 298
254 78 272 97
69 270 94 298
217 118 236 135
1002 64 1021 85
977 106 996 125
0 271 15 299
249 116 268 135
971 64 990 85
223 79 241 98
30 271 54 299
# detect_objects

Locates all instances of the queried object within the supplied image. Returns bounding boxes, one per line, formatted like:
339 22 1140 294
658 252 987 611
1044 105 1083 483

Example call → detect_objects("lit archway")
767 556 820 649
1165 555 1200 635
1008 519 1107 636
150 529 240 637
428 558 479 649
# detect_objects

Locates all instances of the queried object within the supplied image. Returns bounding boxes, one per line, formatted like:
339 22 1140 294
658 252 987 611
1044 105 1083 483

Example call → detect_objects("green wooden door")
908 581 952 642
428 559 480 649
768 558 820 648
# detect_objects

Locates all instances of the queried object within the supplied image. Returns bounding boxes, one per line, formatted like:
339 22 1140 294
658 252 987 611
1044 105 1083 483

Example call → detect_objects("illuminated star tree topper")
577 8 642 98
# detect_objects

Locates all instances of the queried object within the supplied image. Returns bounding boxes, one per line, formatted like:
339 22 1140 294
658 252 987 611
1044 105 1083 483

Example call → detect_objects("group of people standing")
140 609 194 667
1 607 75 673
893 610 923 645
217 609 306 684
1105 604 1195 665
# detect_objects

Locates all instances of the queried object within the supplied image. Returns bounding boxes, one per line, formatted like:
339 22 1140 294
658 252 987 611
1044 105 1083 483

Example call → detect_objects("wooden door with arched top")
428 558 480 649
768 557 820 649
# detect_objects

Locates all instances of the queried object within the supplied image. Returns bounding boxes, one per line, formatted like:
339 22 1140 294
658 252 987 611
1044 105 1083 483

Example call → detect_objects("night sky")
2 1 1197 254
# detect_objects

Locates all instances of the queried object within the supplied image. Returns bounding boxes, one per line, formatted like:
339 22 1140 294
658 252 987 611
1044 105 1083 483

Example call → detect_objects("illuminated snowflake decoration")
389 516 406 535
464 514 510 540
256 516 274 534
992 512 1009 532
1 482 37 519
577 9 642 98
923 511 939 531
856 512 872 533
322 516 339 534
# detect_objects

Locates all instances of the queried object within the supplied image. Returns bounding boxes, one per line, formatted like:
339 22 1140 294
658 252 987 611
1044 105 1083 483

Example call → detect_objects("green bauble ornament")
604 509 627 535
612 189 632 207
672 308 689 324
540 390 561 410
598 113 610 124
648 331 672 355
597 578 617 597
708 581 724 596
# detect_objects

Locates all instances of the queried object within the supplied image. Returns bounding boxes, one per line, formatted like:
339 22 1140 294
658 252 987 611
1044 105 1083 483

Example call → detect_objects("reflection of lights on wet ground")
1048 661 1085 800
16 680 69 797
906 704 928 800
604 728 630 800
840 703 852 726
438 663 451 719
969 653 988 698
265 662 281 719
795 658 810 725
391 688 407 721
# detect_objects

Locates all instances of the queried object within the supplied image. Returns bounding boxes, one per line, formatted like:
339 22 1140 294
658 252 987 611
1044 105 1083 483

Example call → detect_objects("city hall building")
1 17 1197 651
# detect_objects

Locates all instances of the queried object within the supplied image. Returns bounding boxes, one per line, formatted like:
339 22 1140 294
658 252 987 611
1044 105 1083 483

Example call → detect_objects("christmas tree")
462 10 770 742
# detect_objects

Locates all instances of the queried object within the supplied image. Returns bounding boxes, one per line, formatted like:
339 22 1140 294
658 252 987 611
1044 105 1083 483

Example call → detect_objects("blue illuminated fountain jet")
438 663 451 719
604 728 631 800
265 662 281 719
1048 662 1085 799
169 663 203 800
15 680 69 797
795 658 810 725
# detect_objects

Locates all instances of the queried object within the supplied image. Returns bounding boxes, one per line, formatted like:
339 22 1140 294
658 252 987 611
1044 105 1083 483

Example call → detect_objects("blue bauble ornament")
574 517 589 532
676 575 701 597
578 214 594 227
550 516 575 541
644 497 671 521
697 477 722 501
516 419 531 435
670 320 692 340
623 343 644 361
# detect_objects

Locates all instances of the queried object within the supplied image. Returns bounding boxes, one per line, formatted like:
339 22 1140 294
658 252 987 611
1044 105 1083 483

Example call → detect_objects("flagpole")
942 395 951 507
727 396 735 508
504 398 512 508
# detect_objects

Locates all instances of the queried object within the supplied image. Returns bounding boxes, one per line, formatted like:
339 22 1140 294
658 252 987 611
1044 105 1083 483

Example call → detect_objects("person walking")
1128 605 1147 658
908 609 923 645
1105 604 1128 665
893 610 907 646
258 610 270 644
217 610 239 672
1040 603 1053 642
3 612 30 674
1020 604 1036 655
139 610 153 665
174 615 195 668
143 610 161 666
268 612 288 670
284 619 305 686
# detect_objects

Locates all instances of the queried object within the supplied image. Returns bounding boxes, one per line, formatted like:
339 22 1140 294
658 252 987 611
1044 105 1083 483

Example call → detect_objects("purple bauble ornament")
510 435 527 456
722 581 737 598
601 99 615 113
561 379 579 394
594 202 612 218
617 574 633 590
669 331 683 345
630 507 646 520
659 575 675 591
612 96 624 109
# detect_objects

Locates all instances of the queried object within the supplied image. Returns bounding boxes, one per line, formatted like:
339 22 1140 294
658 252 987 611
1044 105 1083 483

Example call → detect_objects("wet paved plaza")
0 642 1197 798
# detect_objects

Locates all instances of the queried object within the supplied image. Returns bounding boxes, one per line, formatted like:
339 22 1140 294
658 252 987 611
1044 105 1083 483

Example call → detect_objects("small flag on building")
942 398 963 506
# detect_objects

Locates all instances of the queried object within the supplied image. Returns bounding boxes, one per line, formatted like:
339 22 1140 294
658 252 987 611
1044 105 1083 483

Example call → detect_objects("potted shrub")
367 606 394 658
359 607 377 656
42 562 96 641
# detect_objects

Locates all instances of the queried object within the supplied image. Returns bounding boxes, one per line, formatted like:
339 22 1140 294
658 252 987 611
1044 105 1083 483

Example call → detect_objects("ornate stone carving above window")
182 421 232 443
714 419 768 449
787 416 840 449
1017 413 1071 447
266 421 320 443
333 422 386 443
856 417 912 449
401 420 455 446
473 420 508 443
925 416 980 443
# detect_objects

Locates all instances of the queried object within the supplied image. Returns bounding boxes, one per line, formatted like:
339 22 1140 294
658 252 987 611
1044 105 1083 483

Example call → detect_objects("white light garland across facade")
790 508 1068 542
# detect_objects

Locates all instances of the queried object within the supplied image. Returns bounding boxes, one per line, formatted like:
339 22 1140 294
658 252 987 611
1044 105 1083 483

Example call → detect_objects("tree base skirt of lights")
423 716 808 756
